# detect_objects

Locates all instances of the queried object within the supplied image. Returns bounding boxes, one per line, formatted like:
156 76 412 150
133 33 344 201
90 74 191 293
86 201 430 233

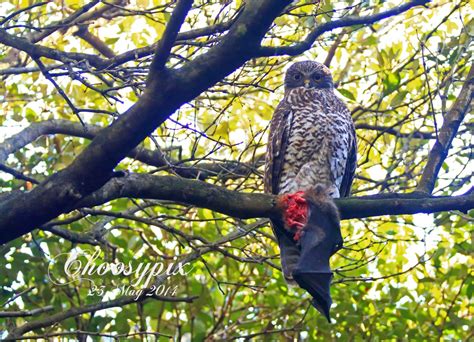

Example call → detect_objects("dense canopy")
0 0 472 340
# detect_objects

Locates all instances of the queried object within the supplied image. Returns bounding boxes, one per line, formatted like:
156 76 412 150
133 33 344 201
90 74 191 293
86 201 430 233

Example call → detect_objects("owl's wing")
264 100 292 195
264 99 301 284
339 121 357 198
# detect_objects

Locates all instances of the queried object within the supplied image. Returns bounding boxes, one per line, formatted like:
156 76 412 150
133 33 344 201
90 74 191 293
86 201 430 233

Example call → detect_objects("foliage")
0 0 472 340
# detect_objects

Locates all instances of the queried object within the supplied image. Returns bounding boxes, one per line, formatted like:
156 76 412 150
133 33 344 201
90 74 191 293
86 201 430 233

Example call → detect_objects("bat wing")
293 190 343 322
269 217 301 284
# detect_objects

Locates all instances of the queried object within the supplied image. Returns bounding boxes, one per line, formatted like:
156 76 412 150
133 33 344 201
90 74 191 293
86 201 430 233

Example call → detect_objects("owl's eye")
293 73 302 80
312 73 322 80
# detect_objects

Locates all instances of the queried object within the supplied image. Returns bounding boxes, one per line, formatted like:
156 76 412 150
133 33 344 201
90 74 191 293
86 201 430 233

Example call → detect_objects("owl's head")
284 61 334 90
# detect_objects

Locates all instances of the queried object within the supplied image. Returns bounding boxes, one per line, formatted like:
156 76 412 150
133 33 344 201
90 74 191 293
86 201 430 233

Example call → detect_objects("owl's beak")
304 79 311 88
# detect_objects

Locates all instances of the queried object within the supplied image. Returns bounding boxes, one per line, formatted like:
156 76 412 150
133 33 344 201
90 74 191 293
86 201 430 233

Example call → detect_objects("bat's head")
285 61 334 90
304 185 341 238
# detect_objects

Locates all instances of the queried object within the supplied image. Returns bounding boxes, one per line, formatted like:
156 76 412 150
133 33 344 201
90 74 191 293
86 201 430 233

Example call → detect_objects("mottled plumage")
264 60 357 283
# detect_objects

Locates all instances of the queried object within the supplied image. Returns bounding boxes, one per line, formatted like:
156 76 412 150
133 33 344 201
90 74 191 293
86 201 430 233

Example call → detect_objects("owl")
264 60 357 284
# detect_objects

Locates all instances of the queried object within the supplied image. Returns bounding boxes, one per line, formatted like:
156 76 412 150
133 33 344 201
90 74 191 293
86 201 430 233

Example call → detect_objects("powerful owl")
264 60 357 319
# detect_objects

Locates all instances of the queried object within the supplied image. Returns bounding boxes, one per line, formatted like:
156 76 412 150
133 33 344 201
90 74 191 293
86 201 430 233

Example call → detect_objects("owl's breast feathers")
265 87 356 197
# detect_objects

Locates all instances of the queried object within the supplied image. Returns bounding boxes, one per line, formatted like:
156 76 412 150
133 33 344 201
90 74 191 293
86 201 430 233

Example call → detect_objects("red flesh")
279 191 309 241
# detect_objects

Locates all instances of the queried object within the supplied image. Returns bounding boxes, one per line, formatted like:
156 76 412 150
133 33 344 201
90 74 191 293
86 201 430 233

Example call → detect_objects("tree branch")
0 2 48 26
417 63 473 194
71 174 474 220
4 295 197 340
0 0 436 245
0 28 107 68
0 0 294 241
149 0 194 72
74 173 276 219
28 0 101 43
73 25 116 58
5 172 471 244
0 163 39 184
0 2 236 70
0 119 165 166
257 0 431 57
0 119 256 179
0 305 54 318
354 123 438 139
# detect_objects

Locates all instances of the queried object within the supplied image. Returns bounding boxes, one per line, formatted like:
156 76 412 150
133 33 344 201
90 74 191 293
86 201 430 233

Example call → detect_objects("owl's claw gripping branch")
278 191 309 241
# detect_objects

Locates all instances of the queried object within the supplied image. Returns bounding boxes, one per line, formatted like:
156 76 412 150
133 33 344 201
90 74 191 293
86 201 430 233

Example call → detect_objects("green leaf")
383 73 401 95
338 88 356 101
274 17 286 27
390 90 408 107
364 36 378 45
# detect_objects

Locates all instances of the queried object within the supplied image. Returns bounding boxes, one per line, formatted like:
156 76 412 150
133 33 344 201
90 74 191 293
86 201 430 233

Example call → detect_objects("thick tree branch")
0 120 94 163
257 0 431 57
4 172 471 244
74 173 276 219
71 174 474 220
417 63 473 194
